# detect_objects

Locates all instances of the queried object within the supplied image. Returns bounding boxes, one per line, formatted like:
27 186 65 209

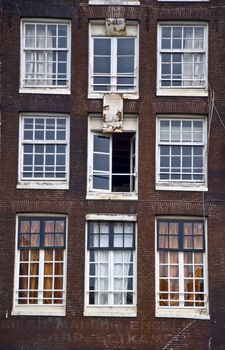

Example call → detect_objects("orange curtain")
29 250 39 304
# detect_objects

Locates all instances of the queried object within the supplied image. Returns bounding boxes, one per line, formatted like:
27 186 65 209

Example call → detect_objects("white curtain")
114 251 132 305
25 24 54 86
93 223 109 305
183 28 193 87
36 51 45 86
36 25 46 86
25 25 35 86
25 51 35 86
92 222 133 305
194 54 204 87
94 250 109 305
46 25 54 86
183 27 204 87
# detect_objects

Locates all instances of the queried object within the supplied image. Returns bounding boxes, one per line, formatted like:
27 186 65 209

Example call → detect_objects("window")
87 115 138 199
18 114 70 189
12 216 67 316
156 218 209 319
89 21 138 98
84 215 137 317
156 116 207 191
157 23 208 96
20 20 70 93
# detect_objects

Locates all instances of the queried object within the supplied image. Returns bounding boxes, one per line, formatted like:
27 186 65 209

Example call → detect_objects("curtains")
183 54 203 87
93 250 132 305
19 250 39 304
183 28 204 87
19 249 64 305
159 251 204 307
18 218 65 305
25 24 54 86
158 221 205 307
159 221 204 250
159 222 179 249
93 232 108 305
91 223 133 306
114 251 132 305
43 249 64 304
44 220 65 247
94 251 109 305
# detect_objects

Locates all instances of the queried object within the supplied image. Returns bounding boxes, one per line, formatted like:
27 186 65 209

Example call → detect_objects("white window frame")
84 214 137 317
88 21 139 99
156 115 208 191
17 113 70 190
12 214 68 316
20 19 71 94
87 115 138 200
157 22 208 97
155 216 209 320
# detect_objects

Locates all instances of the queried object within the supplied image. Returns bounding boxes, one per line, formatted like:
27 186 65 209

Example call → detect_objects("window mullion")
111 38 117 92
109 136 113 192
109 250 114 306
179 252 184 307
91 132 94 190
38 250 45 305
130 135 135 191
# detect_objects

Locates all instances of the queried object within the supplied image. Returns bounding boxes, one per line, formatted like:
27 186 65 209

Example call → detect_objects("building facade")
0 0 225 349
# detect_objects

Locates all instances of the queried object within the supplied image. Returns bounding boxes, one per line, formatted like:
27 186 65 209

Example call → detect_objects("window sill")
84 306 137 317
89 0 140 4
19 88 71 95
11 306 66 317
88 92 139 100
157 88 208 97
156 308 210 320
17 182 69 190
156 183 208 192
158 0 209 2
86 192 138 200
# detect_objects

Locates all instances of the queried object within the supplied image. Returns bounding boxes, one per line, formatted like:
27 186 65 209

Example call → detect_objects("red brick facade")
0 0 225 349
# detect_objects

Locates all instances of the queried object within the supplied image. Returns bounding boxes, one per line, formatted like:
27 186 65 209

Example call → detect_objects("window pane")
160 265 168 277
94 38 111 55
94 135 110 153
93 154 109 172
117 57 134 74
94 57 110 74
93 175 109 190
117 38 134 55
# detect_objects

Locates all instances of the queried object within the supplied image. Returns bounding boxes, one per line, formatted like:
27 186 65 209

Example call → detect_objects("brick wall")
0 0 225 349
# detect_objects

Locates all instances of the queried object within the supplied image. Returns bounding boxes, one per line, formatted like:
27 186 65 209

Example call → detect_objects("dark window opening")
92 132 136 192
112 133 135 192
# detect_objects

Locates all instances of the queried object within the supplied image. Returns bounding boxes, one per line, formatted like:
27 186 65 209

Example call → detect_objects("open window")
87 115 138 200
